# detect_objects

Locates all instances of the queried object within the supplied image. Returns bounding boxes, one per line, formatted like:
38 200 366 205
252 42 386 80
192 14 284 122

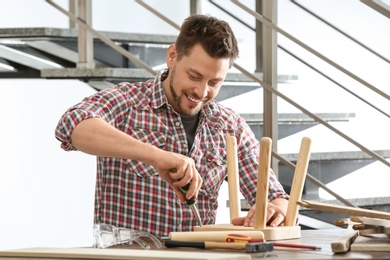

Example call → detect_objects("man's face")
164 44 230 116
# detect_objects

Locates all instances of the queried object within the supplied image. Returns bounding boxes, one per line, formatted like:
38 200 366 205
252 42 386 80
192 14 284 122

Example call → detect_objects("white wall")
0 79 96 249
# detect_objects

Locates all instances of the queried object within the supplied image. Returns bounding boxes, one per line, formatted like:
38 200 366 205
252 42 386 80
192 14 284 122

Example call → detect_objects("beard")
169 66 208 117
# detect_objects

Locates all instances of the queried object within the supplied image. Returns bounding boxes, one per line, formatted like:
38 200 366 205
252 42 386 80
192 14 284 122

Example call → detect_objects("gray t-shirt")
181 113 200 152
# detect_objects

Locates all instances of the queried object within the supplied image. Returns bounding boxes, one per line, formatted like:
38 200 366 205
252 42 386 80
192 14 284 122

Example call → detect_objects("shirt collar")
149 67 170 110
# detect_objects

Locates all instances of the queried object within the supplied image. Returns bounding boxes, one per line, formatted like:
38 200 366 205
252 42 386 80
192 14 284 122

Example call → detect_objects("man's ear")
166 44 177 68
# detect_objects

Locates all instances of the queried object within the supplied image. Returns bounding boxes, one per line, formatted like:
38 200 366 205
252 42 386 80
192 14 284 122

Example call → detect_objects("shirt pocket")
126 129 168 178
200 148 227 199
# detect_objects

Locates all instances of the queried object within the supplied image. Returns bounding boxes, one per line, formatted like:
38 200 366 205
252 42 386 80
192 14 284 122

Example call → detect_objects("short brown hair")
176 14 239 67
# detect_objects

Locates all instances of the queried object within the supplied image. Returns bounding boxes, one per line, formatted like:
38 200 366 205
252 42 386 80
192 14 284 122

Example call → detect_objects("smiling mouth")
187 94 201 103
186 94 207 104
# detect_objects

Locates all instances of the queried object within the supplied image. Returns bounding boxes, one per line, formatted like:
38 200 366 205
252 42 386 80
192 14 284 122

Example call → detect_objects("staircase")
1 1 389 229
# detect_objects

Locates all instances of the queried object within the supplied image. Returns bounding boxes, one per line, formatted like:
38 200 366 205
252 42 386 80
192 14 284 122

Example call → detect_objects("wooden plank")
351 235 390 252
226 136 240 221
194 224 301 241
331 230 358 253
285 137 311 226
0 247 251 260
351 216 390 227
297 200 390 220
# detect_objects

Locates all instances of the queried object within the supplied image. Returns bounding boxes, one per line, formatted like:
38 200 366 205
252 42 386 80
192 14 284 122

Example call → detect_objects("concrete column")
77 0 95 68
260 0 279 175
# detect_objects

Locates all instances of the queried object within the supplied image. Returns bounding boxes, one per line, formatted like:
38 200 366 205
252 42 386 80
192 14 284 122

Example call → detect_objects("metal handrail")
279 46 390 118
135 0 180 30
230 0 390 169
208 0 389 119
231 0 390 102
232 62 390 168
291 0 390 64
45 0 156 75
273 152 356 207
208 0 253 31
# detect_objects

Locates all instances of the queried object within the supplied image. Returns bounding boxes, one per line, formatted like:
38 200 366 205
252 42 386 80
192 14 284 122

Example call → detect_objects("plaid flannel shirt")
55 68 288 237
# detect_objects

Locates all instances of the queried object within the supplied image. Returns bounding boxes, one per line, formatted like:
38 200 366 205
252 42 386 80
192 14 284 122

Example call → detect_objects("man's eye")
189 74 199 80
209 82 220 87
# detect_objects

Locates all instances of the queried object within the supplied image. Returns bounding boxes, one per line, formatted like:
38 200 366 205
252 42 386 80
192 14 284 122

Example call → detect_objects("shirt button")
175 121 181 127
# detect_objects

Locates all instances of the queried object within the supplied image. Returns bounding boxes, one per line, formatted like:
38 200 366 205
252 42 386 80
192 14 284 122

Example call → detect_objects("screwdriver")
172 169 203 227
179 183 203 227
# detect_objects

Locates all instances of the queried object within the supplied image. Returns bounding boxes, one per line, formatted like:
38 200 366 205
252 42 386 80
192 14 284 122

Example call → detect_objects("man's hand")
152 150 203 203
231 198 289 227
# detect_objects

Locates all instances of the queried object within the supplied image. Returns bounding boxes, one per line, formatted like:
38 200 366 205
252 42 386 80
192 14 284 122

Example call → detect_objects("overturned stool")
194 136 312 240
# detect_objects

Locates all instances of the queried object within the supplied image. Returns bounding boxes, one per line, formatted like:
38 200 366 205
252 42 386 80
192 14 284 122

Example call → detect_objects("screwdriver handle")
179 183 196 206
171 168 197 206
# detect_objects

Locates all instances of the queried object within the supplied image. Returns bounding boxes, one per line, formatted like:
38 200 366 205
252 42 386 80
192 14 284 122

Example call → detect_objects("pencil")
273 242 321 250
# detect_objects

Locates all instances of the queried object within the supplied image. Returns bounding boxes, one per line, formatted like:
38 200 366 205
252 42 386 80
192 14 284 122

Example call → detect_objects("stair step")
39 67 296 82
242 112 355 124
281 149 390 161
41 67 154 81
25 41 108 68
0 44 62 70
0 27 177 44
242 112 355 139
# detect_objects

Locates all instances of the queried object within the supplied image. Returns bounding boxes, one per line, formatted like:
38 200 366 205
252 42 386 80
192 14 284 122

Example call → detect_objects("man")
55 14 289 237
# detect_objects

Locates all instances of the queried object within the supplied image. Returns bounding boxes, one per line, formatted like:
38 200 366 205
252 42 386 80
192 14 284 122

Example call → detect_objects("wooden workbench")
0 229 388 260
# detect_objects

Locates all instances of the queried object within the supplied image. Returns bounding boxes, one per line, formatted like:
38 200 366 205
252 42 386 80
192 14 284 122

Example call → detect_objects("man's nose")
194 82 209 99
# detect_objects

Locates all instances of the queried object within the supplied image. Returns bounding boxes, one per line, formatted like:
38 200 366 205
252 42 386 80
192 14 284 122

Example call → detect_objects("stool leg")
254 137 272 229
285 137 312 226
227 136 241 222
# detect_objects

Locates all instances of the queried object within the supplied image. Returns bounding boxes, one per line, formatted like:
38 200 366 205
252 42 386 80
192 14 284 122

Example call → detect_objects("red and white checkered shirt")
55 68 288 237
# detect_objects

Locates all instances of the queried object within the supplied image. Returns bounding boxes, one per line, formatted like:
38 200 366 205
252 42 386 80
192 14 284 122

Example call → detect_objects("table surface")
1 229 389 260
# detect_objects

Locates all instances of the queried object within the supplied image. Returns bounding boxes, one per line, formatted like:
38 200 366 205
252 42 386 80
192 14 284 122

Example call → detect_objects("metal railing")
231 0 389 101
230 0 390 169
46 0 156 75
291 0 390 64
209 0 390 119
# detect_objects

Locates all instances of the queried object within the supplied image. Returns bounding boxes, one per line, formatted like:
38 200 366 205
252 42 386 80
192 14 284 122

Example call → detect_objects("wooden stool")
194 136 312 240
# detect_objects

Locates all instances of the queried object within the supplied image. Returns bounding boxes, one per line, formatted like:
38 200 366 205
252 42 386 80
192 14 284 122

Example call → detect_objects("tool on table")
225 234 321 250
164 240 273 252
168 230 265 242
172 168 203 227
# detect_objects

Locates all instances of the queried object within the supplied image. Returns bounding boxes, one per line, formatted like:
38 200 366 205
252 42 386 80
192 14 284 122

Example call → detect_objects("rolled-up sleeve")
55 83 131 151
55 107 99 151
